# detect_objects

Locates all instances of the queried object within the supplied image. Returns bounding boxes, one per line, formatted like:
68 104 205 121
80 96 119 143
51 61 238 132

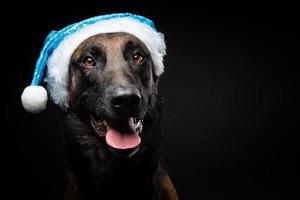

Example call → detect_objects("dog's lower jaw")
108 145 140 158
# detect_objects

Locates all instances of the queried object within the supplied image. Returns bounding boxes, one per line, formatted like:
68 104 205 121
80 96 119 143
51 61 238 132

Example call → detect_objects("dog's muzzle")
91 116 143 156
90 86 144 157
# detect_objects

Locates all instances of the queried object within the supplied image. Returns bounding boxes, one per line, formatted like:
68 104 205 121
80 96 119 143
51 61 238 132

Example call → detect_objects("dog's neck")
63 106 163 200
65 154 159 200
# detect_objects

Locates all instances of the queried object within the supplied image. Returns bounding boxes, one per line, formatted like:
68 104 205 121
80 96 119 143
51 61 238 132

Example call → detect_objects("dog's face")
68 32 158 156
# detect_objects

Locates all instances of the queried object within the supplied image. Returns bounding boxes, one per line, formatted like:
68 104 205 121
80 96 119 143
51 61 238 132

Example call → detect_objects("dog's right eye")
133 51 145 65
82 56 96 68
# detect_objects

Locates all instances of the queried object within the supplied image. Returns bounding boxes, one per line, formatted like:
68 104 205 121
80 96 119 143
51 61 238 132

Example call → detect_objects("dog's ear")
150 64 159 95
69 75 78 98
67 73 80 110
153 73 159 84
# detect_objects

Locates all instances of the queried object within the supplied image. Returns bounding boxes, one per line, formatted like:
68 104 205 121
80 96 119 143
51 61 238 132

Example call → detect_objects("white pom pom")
21 85 48 113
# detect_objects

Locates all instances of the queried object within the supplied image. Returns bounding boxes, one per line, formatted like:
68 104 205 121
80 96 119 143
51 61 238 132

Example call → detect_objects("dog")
62 32 178 200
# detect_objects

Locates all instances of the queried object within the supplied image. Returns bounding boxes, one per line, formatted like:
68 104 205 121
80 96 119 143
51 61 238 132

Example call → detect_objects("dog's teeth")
135 120 143 134
103 120 108 126
135 120 142 127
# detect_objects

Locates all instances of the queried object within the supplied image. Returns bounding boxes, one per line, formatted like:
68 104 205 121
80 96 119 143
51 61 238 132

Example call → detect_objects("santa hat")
21 13 166 113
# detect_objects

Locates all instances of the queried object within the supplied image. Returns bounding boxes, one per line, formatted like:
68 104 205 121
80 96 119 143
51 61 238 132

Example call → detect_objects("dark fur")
63 33 178 200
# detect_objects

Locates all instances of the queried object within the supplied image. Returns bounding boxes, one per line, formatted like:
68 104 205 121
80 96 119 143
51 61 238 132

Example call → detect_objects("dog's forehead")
72 32 149 58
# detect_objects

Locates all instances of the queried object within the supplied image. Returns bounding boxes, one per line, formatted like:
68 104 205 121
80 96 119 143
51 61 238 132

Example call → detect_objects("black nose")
110 87 141 112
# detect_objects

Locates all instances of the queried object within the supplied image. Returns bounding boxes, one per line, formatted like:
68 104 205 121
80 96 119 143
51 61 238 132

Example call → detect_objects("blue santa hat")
21 13 166 113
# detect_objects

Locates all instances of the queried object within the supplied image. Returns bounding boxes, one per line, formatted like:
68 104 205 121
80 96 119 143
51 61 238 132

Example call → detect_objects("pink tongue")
105 126 141 149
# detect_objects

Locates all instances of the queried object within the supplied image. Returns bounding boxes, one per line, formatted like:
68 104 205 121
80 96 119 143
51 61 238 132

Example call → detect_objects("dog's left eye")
133 51 144 65
82 56 96 68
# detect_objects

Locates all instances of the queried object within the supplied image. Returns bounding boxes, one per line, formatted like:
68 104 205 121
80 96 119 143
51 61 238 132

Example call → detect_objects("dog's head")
67 32 159 156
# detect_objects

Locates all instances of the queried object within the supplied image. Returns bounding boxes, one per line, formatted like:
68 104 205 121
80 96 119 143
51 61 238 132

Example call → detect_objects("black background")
2 1 299 200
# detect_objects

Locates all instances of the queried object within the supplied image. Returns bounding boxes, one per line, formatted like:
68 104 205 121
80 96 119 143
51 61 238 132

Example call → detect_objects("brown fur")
64 33 178 200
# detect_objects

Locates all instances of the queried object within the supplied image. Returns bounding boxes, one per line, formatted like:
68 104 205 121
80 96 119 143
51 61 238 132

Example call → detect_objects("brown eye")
133 52 144 65
82 56 96 68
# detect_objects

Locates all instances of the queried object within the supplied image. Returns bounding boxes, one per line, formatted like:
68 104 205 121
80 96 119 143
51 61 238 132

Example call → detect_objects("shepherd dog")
63 32 178 200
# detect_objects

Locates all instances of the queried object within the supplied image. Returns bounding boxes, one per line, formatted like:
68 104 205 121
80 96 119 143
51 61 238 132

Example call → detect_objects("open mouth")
91 115 143 150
